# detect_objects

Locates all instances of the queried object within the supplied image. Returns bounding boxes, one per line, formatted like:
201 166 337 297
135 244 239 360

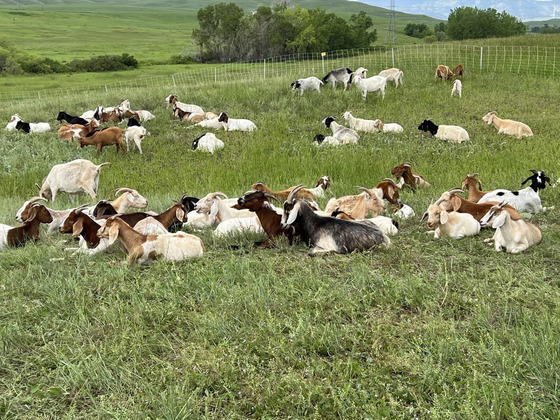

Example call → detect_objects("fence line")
0 44 557 105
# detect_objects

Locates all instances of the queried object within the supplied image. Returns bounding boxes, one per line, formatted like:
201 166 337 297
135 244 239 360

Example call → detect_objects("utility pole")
385 0 397 45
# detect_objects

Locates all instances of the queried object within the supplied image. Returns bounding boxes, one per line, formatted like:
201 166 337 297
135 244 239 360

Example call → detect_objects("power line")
385 0 397 45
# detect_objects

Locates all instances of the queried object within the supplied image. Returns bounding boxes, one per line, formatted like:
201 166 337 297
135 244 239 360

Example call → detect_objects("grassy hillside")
0 0 441 61
0 49 559 417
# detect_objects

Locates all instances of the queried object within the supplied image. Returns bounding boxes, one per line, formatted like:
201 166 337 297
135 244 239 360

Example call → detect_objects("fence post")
38 92 40 99
263 60 266 79
105 85 108 93
172 75 176 87
215 67 217 83
480 47 483 71
391 48 395 67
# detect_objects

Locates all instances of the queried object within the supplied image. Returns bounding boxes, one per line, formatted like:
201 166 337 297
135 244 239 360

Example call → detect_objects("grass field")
1 60 560 417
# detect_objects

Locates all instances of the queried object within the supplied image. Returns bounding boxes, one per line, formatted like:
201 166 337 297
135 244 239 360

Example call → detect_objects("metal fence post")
391 48 395 67
480 47 483 71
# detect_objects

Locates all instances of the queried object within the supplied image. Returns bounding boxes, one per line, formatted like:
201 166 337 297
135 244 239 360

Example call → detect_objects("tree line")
191 3 377 63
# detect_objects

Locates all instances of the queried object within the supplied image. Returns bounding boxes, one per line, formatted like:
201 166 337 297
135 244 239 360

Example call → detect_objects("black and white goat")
477 170 552 213
281 185 390 254
56 111 89 126
291 77 323 95
321 67 353 91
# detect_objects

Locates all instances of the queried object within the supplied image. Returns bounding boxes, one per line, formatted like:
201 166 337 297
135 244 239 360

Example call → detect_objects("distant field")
0 0 441 63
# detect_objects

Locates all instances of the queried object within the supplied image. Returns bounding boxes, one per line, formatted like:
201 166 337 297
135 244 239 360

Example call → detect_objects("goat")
324 187 386 218
194 192 253 225
165 94 204 115
451 80 462 98
452 64 464 79
435 64 454 81
321 67 353 90
393 203 415 219
342 111 379 133
217 112 257 132
15 197 72 234
281 185 390 254
124 125 149 154
461 173 491 203
313 134 340 147
353 67 386 100
322 116 359 144
418 119 469 144
291 77 323 95
99 108 123 124
36 159 110 202
422 203 480 239
482 111 533 139
391 163 430 192
80 105 103 122
15 119 51 134
375 178 401 209
5 114 21 131
233 190 299 247
110 187 149 213
378 68 403 87
374 119 404 133
434 188 522 222
56 111 89 125
1 204 53 249
77 126 126 157
192 133 224 154
187 116 227 131
59 208 107 252
479 202 542 254
477 170 552 213
97 216 205 264
213 216 264 238
251 176 330 203
57 119 99 142
109 203 188 231
331 210 399 236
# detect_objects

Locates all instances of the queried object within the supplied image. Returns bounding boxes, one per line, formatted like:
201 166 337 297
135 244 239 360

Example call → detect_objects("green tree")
404 23 431 38
350 11 377 47
446 7 526 40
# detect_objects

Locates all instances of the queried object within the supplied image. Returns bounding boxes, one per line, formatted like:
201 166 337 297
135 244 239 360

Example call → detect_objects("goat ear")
450 196 461 211
108 224 120 245
421 211 428 222
521 176 532 186
492 212 506 229
175 207 185 222
386 186 394 200
440 209 449 225
72 219 84 237
285 202 300 225
26 206 38 222
209 201 220 219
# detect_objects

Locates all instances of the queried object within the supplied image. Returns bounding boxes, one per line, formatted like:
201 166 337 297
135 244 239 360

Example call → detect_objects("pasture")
1 66 560 417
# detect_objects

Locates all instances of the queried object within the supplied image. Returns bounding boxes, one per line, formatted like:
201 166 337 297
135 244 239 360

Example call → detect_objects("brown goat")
391 163 430 192
233 190 299 247
8 204 53 247
461 173 492 203
435 64 454 82
100 108 123 124
105 203 187 230
452 64 464 79
435 188 522 222
59 209 103 249
77 126 126 157
58 119 100 142
375 178 401 208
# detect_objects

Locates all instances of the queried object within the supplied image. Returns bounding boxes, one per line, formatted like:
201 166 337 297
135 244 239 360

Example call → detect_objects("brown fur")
435 64 454 81
77 126 126 157
8 204 53 247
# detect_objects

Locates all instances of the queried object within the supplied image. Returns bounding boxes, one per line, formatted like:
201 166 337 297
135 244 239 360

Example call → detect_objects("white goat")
480 202 542 254
353 67 386 100
213 215 264 237
194 192 253 225
367 216 399 236
482 111 533 139
422 203 481 239
451 79 462 98
374 119 404 133
124 126 149 154
217 112 257 132
394 203 415 220
5 114 21 131
322 116 359 144
165 94 204 115
417 119 469 144
378 68 403 87
291 77 323 95
192 133 224 154
187 117 227 131
477 170 552 214
342 111 379 133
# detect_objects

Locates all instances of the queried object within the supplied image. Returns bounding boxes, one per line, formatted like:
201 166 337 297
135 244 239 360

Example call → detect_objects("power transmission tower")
385 0 397 45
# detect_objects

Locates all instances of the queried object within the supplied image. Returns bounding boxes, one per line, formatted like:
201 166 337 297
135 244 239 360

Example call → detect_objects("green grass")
1 64 560 417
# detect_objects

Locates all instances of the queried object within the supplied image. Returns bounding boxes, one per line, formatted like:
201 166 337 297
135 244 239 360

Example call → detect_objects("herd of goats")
0 62 551 263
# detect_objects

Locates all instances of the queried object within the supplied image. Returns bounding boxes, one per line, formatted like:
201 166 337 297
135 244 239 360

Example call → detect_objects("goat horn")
286 185 304 203
264 192 281 203
28 196 47 204
355 186 371 195
35 183 41 190
403 162 412 167
447 187 464 195
213 192 228 199
115 187 134 195
529 169 538 175
383 178 397 186
469 172 479 177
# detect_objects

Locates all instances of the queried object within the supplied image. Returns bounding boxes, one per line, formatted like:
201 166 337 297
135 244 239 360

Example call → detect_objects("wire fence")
0 44 557 105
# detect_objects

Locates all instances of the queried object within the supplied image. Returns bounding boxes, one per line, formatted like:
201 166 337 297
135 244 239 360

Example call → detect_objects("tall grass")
0 68 559 418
